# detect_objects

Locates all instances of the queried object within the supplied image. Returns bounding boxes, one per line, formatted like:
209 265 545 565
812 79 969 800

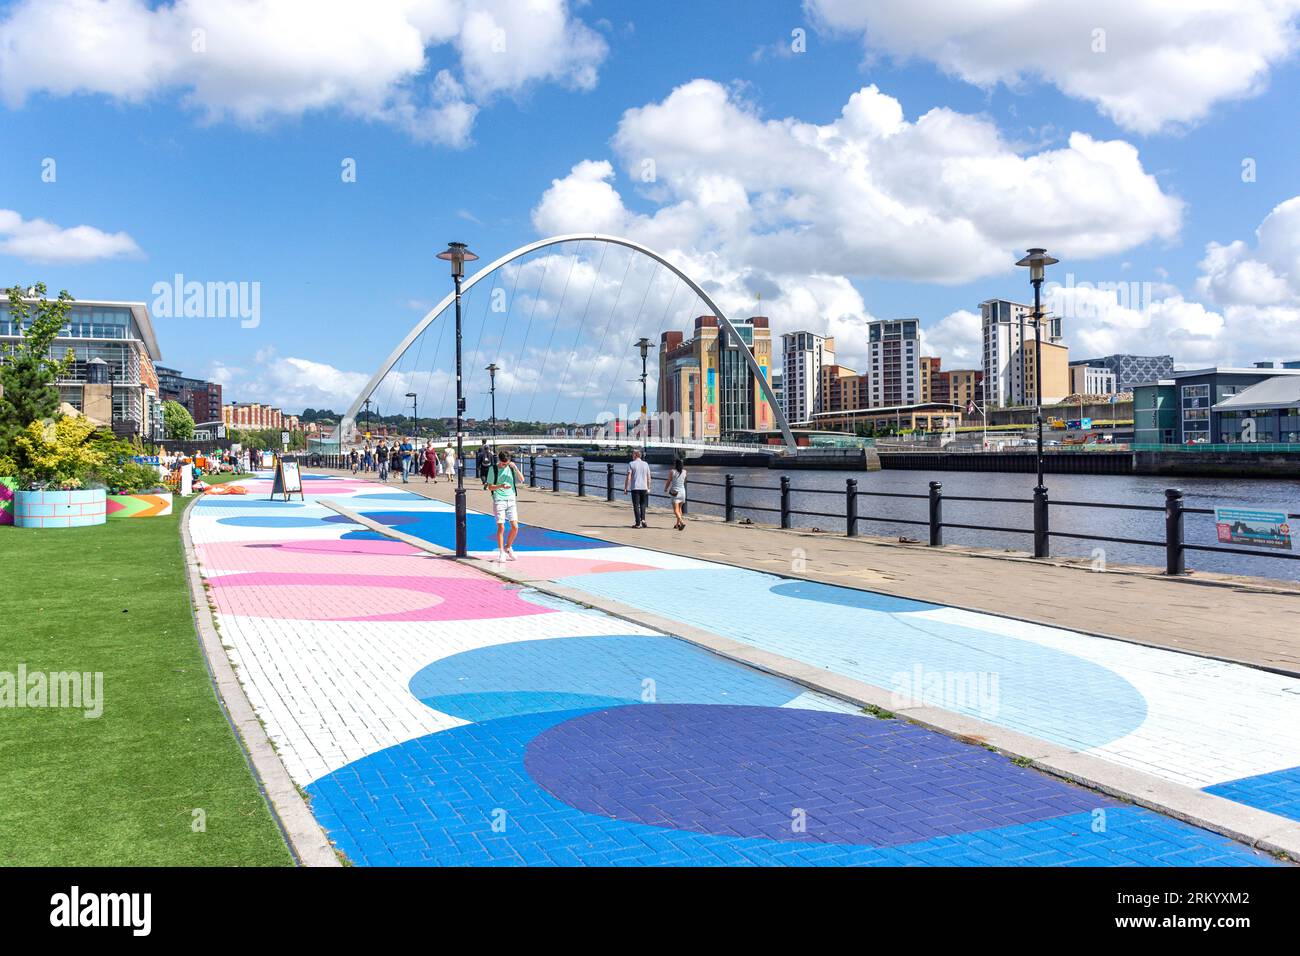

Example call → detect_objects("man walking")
476 444 492 489
624 449 652 528
399 436 414 482
485 449 524 561
376 440 389 481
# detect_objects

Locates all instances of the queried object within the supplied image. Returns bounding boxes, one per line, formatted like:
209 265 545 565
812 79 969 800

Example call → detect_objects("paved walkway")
185 472 1292 865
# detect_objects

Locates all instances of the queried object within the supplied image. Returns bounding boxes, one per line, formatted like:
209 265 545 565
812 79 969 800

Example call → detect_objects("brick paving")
186 472 1284 866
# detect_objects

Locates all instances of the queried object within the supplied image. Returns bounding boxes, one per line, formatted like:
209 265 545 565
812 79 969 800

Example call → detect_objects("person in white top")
442 447 456 483
624 449 652 528
663 457 688 531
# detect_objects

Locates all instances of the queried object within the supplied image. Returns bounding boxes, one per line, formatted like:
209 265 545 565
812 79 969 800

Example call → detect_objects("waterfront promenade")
185 471 1300 865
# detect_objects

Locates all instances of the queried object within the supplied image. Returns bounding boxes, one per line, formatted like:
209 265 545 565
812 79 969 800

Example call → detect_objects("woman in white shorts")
664 458 688 531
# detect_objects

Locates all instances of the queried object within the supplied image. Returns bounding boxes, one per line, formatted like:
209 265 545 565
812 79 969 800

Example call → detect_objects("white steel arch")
340 233 797 450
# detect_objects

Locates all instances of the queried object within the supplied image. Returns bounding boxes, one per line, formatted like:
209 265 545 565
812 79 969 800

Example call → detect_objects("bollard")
1032 485 1050 558
606 463 614 502
846 479 858 537
780 475 791 529
551 457 559 492
1165 488 1186 575
529 455 536 488
724 474 735 522
928 481 943 547
577 459 586 497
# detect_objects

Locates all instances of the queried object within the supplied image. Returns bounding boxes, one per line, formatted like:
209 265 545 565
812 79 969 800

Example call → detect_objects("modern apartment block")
819 364 868 414
941 368 985 412
780 331 834 424
223 402 300 432
0 298 163 438
1069 353 1173 392
658 315 774 440
919 355 940 403
867 319 921 408
1068 363 1118 397
157 365 224 425
981 298 1066 406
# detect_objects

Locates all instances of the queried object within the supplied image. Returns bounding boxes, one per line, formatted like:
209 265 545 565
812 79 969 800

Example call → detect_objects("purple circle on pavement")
525 704 1110 846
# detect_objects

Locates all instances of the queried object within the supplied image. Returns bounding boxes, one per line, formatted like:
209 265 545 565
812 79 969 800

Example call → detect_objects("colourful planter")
0 477 14 526
106 492 174 518
14 489 107 528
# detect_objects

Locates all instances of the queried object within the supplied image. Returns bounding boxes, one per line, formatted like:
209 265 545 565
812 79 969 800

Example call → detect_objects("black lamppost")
437 241 479 558
362 397 372 437
1015 247 1059 558
406 391 418 442
635 337 652 450
485 363 499 450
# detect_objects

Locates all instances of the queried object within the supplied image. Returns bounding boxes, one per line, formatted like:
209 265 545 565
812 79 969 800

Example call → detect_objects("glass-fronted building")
0 299 162 438
1132 367 1300 444
1211 375 1300 443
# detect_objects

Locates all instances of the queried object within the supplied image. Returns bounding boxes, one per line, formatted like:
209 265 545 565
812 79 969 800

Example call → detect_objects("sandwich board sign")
270 458 304 501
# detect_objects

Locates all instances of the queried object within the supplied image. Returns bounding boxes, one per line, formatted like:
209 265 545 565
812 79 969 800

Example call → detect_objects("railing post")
929 481 943 547
606 463 614 502
780 475 791 529
551 457 559 492
846 479 858 537
1165 488 1186 575
724 474 735 522
1033 485 1050 558
577 459 586 496
529 455 536 488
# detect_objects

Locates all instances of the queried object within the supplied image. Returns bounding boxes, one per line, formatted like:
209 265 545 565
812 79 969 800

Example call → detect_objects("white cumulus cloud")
0 0 607 147
0 209 142 263
805 0 1300 133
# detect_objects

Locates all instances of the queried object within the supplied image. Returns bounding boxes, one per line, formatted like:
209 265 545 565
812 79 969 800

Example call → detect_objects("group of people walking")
350 440 462 484
341 443 689 559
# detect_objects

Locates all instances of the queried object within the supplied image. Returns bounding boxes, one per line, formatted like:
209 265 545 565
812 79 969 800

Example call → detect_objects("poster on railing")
1213 506 1292 549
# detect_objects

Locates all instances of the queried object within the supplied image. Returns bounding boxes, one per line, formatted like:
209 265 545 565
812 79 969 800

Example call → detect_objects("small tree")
163 400 195 440
0 283 75 456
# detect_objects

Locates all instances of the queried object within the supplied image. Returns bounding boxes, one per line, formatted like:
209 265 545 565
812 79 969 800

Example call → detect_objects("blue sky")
3 0 1300 423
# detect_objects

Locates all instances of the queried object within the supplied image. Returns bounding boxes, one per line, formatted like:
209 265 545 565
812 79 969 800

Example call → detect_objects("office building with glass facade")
0 298 162 438
1132 367 1300 444
658 316 774 440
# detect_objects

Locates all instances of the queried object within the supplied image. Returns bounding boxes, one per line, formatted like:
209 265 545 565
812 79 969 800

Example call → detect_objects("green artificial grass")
0 486 292 866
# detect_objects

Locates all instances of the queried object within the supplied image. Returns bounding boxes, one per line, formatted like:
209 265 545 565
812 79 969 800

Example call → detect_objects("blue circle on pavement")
526 704 1107 845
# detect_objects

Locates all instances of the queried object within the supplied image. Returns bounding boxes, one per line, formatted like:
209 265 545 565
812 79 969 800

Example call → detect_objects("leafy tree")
0 283 75 456
162 400 196 440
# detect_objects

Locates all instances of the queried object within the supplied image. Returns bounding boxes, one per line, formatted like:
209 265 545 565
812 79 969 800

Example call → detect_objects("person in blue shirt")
399 438 414 482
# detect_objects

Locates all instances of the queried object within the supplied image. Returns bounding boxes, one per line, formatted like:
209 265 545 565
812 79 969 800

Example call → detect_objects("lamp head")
1015 247 1058 283
437 241 479 278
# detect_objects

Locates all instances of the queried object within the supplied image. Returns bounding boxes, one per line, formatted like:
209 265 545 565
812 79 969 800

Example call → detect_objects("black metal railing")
523 455 1300 579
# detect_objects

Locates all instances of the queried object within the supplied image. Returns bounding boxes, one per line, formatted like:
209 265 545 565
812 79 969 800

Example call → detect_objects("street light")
437 240 479 558
1015 246 1059 558
635 337 652 451
485 363 499 451
405 391 418 442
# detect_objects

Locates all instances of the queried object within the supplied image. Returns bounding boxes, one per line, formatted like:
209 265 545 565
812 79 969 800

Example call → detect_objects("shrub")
10 417 108 490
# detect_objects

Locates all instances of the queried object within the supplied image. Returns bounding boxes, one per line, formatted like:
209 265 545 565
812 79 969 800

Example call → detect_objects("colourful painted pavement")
186 473 1292 866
